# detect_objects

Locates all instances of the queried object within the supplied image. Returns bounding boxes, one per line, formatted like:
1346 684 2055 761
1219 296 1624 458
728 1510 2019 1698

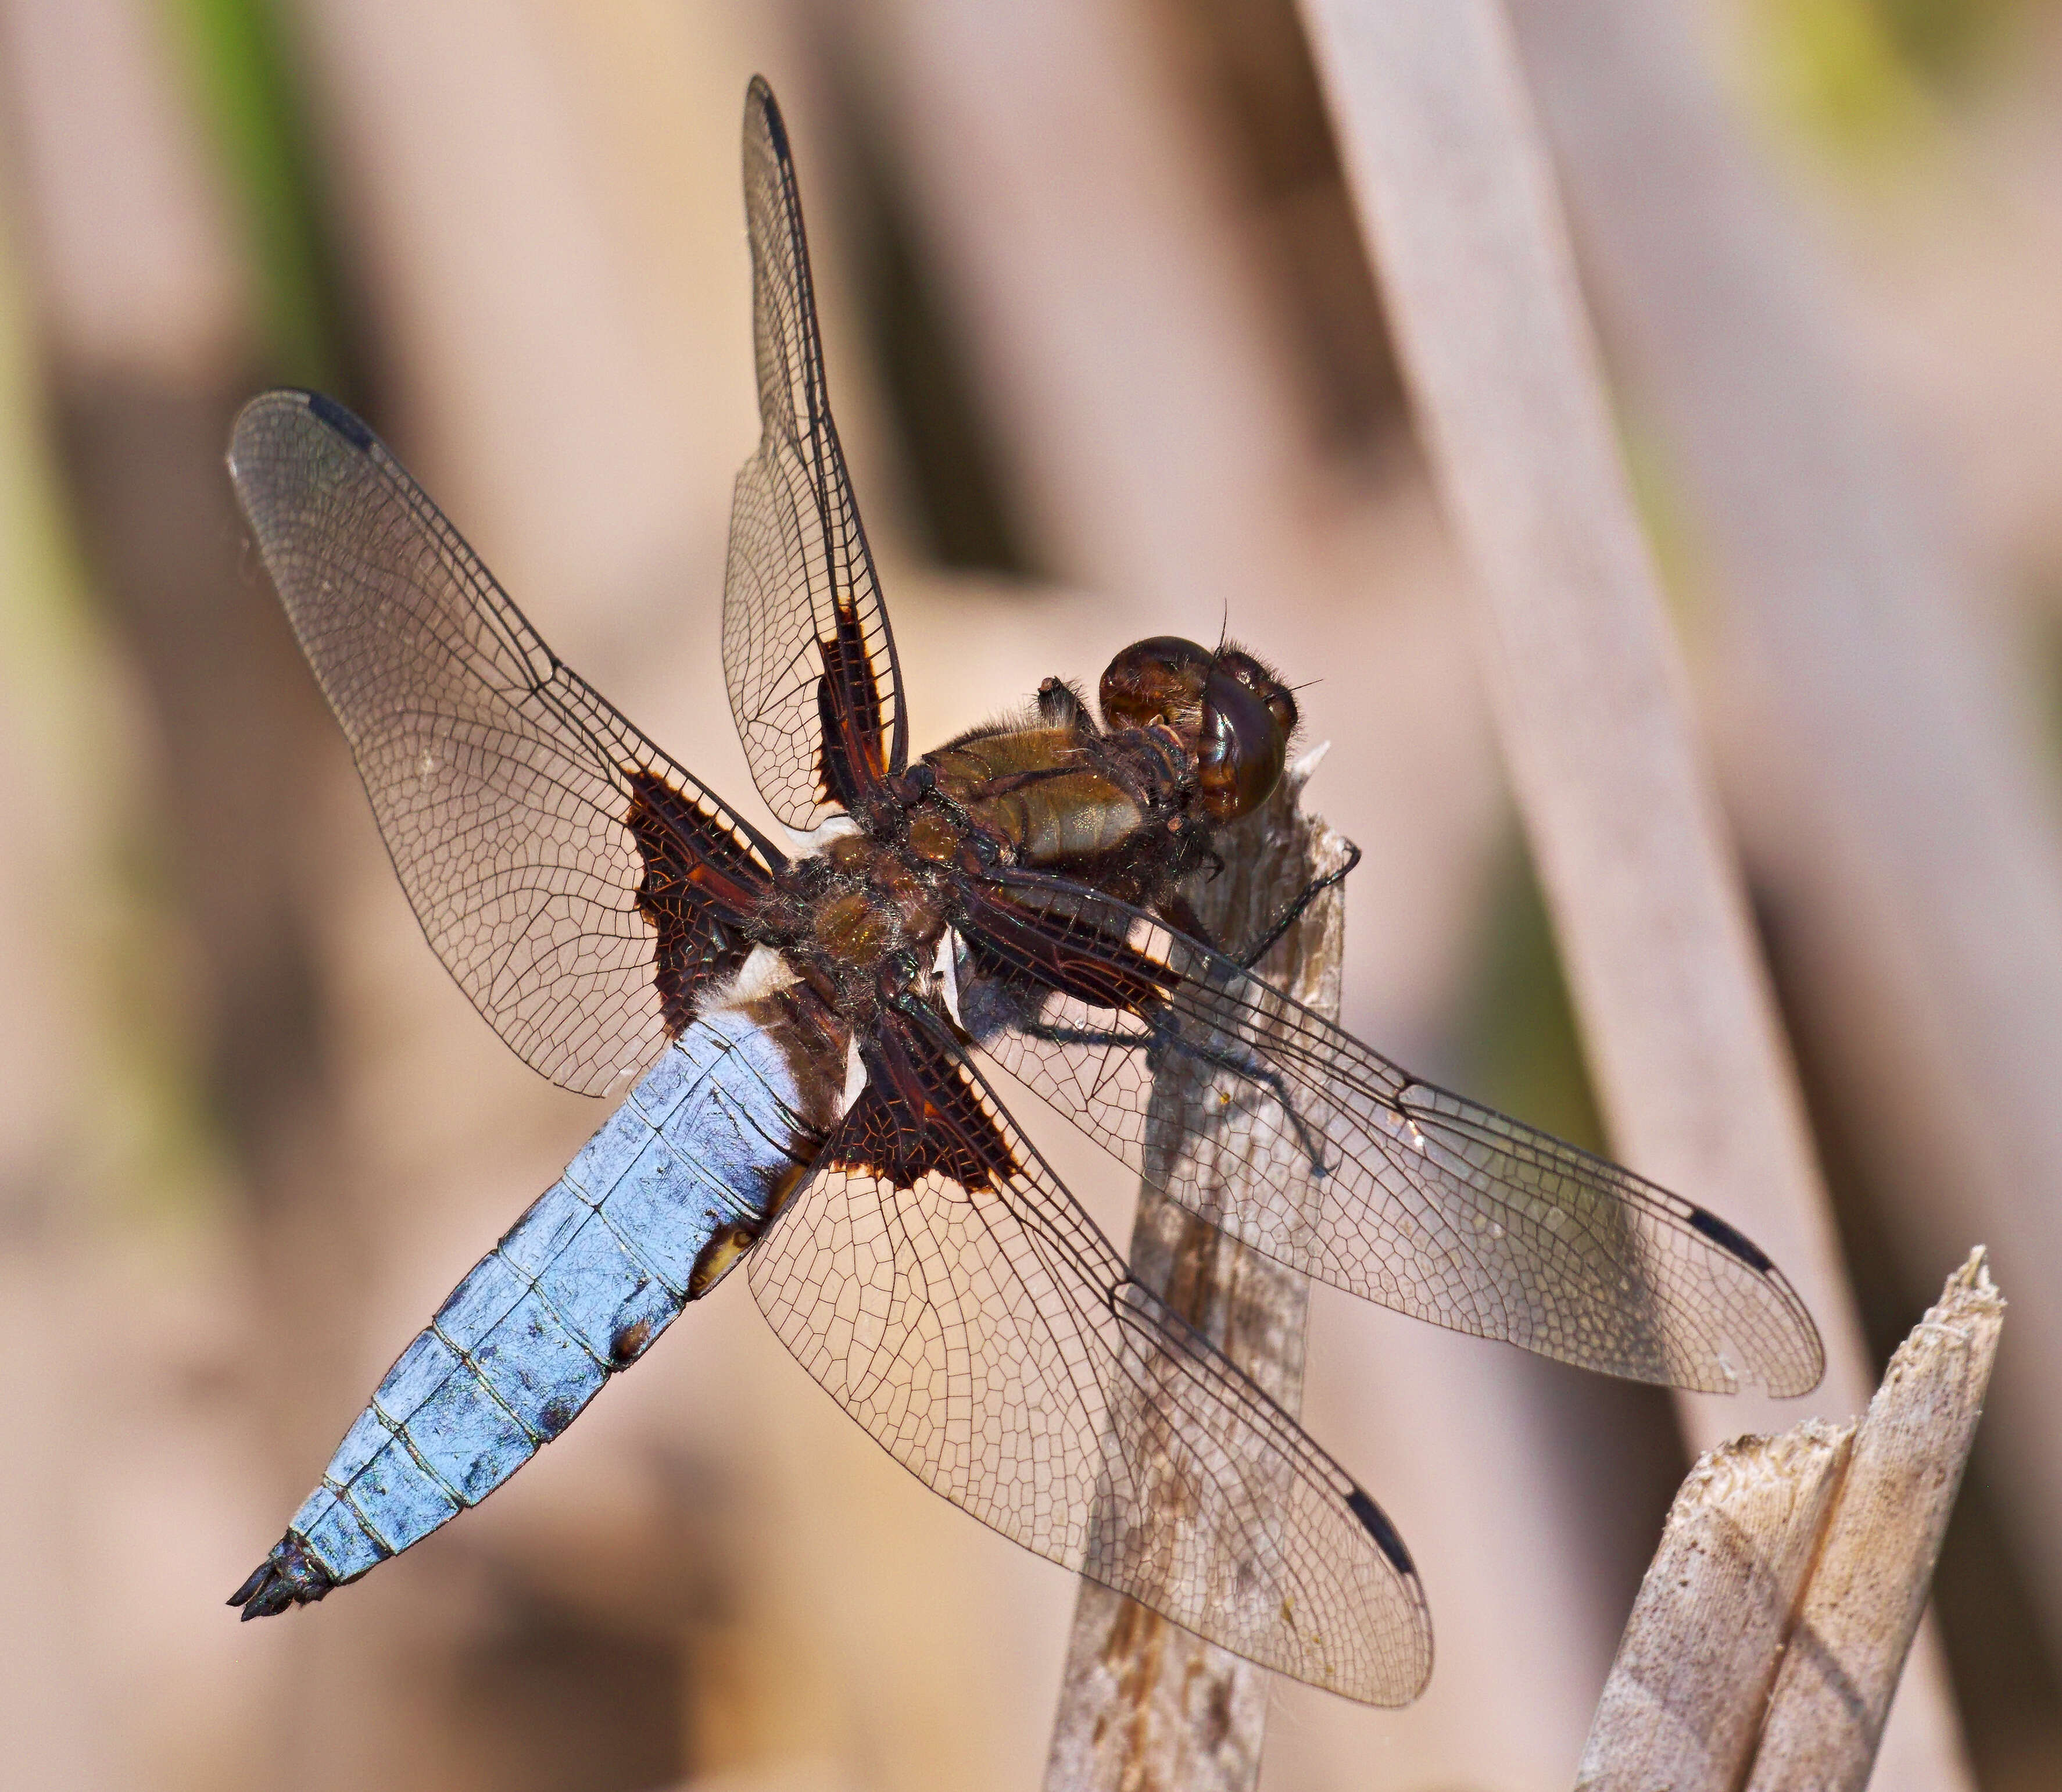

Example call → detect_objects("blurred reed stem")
1510 0 2062 1711
1295 0 1971 1782
1044 761 1347 1791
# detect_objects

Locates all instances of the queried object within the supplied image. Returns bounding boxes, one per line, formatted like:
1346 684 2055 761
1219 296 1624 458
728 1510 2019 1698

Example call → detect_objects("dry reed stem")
1045 754 1348 1792
1295 2 1973 1782
1747 1251 2004 1790
1577 1424 1856 1790
1580 1251 2001 1791
1510 0 2062 1705
1293 0 1866 1425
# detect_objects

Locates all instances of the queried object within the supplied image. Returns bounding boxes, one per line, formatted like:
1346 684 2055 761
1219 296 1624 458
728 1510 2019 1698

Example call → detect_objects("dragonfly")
225 76 1822 1707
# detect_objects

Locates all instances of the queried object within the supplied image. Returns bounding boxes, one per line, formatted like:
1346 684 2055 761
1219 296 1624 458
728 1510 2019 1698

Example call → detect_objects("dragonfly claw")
228 1534 334 1618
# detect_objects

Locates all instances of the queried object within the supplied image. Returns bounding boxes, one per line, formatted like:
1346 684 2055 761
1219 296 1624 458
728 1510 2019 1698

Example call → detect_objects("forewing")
954 877 1825 1397
230 389 782 1096
724 77 906 829
747 1010 1430 1705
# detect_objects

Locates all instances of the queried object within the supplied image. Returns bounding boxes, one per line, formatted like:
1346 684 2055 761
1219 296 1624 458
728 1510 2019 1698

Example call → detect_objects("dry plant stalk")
1580 1250 2003 1792
1583 1418 1864 1782
1292 0 1866 1427
1509 0 2062 1700
1293 3 1971 1782
1044 753 1348 1792
1747 1251 2004 1789
1577 1424 1856 1791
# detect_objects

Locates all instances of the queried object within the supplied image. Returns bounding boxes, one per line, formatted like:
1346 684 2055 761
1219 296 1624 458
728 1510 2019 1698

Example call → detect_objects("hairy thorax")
927 722 1193 877
768 831 953 1024
756 720 1201 1027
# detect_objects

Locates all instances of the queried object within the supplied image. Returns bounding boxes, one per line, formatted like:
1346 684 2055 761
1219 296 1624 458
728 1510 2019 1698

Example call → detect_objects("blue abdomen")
232 993 840 1615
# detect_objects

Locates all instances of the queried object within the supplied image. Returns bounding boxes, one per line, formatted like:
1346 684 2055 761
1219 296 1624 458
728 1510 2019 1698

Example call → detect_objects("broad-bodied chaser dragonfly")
226 78 1821 1706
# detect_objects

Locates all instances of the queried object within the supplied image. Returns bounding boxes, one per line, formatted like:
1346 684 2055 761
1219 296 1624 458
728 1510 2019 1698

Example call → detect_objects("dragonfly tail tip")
227 1534 336 1619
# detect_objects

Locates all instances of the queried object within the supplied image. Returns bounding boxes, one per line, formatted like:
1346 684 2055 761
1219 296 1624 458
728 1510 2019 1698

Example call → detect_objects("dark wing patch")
814 591 891 811
231 389 783 1096
623 769 771 1036
749 1010 1430 1704
954 875 1826 1398
306 388 372 449
1347 1489 1415 1577
724 76 906 829
833 1012 1019 1193
1687 1205 1774 1275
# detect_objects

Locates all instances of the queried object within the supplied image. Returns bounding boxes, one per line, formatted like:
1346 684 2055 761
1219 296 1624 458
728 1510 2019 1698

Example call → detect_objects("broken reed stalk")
1747 1250 2004 1789
1579 1250 2003 1792
1044 752 1347 1792
1579 1423 1858 1791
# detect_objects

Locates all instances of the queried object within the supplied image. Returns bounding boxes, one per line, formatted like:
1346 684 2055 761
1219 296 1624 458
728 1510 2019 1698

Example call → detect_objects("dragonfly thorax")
762 829 954 1029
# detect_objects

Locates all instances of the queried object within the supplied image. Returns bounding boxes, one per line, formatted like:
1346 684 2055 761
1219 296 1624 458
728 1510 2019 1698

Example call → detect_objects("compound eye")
1197 664 1288 821
1216 649 1298 739
1100 636 1212 731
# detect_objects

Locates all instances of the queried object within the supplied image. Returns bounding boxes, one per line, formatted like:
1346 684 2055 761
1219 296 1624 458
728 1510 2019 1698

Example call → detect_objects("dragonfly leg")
1012 1007 1331 1178
1154 1022 1333 1177
1016 1018 1157 1052
1236 839 1363 971
1155 889 1227 957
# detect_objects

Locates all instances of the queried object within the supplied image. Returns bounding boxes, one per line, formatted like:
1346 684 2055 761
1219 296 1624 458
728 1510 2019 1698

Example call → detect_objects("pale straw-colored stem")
1578 1422 1856 1791
1044 756 1346 1792
1747 1251 2004 1790
1580 1251 2002 1791
1295 0 1972 1782
1510 0 2062 1697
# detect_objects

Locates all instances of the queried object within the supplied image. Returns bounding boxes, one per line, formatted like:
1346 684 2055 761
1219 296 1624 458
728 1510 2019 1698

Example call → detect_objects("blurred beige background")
1 1 2058 1788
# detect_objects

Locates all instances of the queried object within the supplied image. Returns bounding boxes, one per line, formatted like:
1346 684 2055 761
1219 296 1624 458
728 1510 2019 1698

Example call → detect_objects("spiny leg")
1237 839 1363 971
1013 1006 1332 1178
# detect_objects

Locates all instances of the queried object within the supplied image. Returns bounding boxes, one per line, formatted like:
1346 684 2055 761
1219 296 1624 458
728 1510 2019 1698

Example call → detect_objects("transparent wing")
230 389 782 1097
747 1008 1430 1705
953 875 1825 1397
724 76 907 829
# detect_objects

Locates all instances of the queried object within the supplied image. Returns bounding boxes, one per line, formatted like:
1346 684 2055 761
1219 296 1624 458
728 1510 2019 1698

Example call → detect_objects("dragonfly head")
1099 636 1298 822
